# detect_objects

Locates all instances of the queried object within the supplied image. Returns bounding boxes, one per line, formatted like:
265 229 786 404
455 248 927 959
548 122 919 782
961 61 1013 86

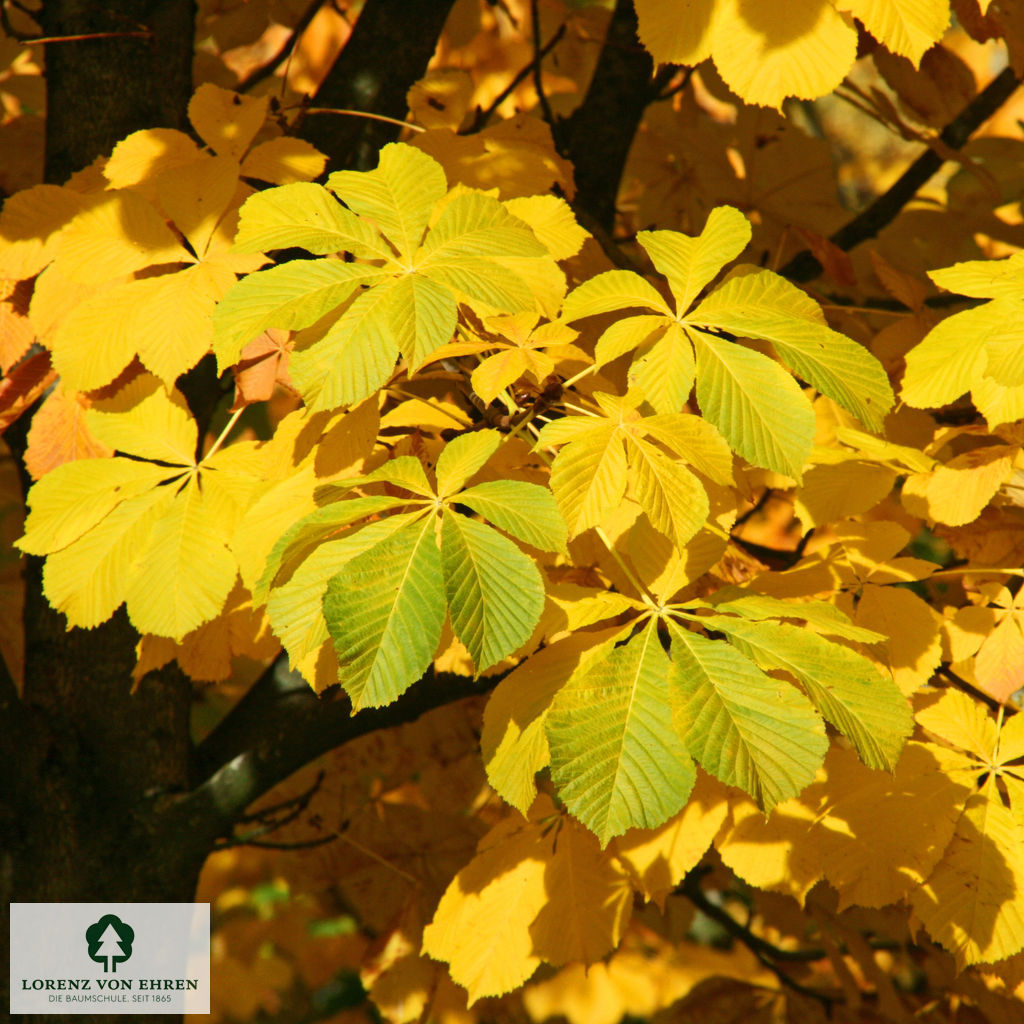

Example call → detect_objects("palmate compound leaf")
698 615 912 770
215 144 558 411
547 619 696 845
440 511 544 674
536 398 721 545
306 455 560 702
20 377 260 639
324 513 446 709
667 621 827 811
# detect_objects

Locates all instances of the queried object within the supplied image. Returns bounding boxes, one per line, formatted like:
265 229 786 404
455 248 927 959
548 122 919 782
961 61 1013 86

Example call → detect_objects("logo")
85 915 135 973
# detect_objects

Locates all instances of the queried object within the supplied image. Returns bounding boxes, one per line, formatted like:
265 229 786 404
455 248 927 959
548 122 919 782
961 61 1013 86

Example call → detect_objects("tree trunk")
3 5 199 1021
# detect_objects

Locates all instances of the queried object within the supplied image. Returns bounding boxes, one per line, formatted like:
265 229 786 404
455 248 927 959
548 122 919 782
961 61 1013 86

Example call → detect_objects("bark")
557 0 654 232
41 0 196 184
301 0 458 171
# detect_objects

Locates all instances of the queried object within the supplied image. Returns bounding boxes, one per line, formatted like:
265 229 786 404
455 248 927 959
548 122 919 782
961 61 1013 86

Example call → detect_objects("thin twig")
679 874 839 1010
295 106 425 133
783 66 1022 282
468 21 566 131
237 0 328 93
529 0 557 128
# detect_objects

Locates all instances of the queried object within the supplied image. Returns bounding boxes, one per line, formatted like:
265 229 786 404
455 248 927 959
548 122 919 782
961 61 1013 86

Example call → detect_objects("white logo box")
10 903 210 1014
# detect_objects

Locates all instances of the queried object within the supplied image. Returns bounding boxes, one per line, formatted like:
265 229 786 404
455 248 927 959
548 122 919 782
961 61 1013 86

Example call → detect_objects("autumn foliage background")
5 1 1024 1022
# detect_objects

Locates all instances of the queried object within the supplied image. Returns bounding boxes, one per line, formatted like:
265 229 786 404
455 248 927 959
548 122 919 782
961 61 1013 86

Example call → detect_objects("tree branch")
297 0 458 170
557 0 654 232
173 665 499 847
783 66 1021 282
236 0 330 94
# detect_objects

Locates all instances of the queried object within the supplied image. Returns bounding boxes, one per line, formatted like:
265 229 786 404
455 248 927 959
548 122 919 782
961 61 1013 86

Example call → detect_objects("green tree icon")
85 915 134 973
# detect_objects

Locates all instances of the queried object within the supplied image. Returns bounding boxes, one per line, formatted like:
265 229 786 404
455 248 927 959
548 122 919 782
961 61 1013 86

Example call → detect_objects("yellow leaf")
232 466 318 593
530 817 633 966
634 0 717 67
188 84 268 160
0 184 85 280
913 792 1024 965
482 627 626 814
18 457 170 555
627 434 708 549
714 791 822 902
712 0 859 108
611 772 729 907
407 70 474 131
503 195 589 262
54 190 190 284
86 375 197 465
138 260 239 385
42 486 173 629
240 137 327 185
916 687 998 761
925 445 1018 526
806 743 970 909
794 460 897 528
422 817 551 1002
104 128 203 196
156 153 240 257
855 584 942 695
836 0 950 65
548 422 626 537
638 206 751 314
125 473 239 639
974 614 1024 705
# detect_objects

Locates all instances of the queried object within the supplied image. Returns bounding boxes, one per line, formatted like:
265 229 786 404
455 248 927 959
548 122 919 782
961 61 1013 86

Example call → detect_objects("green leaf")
458 480 568 553
703 616 911 770
324 515 446 709
440 511 544 672
562 269 672 320
547 621 695 845
637 206 751 314
212 260 384 369
435 430 501 498
232 181 396 260
626 435 708 549
326 142 447 259
256 494 410 603
668 622 826 811
693 331 815 480
593 315 669 368
706 591 886 644
692 268 893 431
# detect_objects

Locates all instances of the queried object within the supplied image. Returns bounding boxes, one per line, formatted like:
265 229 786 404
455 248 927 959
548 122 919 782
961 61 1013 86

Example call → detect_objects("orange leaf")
0 351 56 431
23 387 113 480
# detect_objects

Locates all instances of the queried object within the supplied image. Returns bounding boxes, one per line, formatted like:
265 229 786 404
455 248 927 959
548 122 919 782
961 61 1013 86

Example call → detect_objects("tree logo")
85 914 134 973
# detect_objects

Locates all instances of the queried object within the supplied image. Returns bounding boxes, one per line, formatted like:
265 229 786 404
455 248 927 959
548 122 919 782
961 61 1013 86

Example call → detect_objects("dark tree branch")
557 0 654 232
173 666 499 847
468 21 566 132
679 872 839 1009
298 0 458 170
783 66 1022 282
236 0 330 94
529 0 557 128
